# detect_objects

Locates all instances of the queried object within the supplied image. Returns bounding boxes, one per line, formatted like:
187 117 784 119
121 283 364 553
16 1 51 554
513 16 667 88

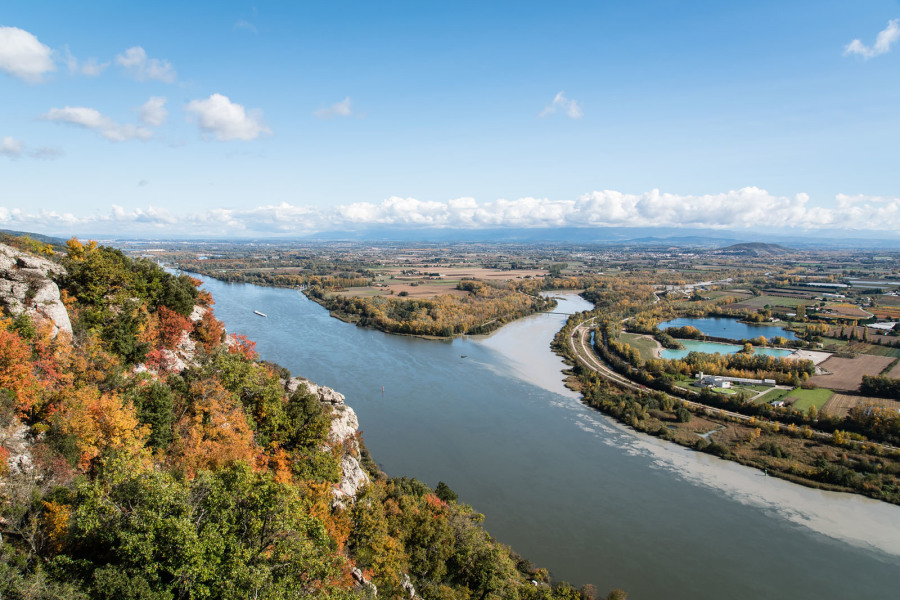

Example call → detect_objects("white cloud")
42 106 153 142
0 137 63 160
234 20 258 34
6 189 900 237
0 26 55 82
845 19 900 59
1 136 24 158
314 97 355 119
139 96 168 126
62 46 109 77
185 93 271 141
540 91 583 119
115 46 176 82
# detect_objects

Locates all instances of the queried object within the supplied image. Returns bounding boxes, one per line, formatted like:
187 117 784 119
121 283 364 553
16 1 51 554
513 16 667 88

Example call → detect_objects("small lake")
661 339 794 360
659 317 798 341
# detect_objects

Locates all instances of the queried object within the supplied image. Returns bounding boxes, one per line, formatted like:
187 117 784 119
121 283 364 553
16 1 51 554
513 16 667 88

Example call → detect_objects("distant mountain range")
21 225 900 249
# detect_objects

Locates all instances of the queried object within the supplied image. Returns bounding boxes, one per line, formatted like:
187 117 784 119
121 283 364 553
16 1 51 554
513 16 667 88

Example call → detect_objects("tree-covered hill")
1 238 621 600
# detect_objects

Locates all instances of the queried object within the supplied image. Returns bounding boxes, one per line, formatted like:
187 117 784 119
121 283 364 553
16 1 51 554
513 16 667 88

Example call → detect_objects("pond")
659 316 798 341
661 339 795 360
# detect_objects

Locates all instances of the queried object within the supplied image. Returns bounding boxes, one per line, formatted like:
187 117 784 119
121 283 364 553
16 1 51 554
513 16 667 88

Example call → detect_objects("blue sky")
1 1 899 237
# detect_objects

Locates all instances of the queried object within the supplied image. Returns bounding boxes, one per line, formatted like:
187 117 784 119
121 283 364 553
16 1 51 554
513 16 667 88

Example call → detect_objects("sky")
1 0 900 238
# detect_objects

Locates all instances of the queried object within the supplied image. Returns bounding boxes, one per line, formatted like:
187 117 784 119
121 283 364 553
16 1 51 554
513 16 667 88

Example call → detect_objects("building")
696 372 776 388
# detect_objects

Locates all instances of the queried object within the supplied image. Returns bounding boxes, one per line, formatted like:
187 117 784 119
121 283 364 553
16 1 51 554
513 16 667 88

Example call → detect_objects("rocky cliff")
286 376 371 501
0 243 71 336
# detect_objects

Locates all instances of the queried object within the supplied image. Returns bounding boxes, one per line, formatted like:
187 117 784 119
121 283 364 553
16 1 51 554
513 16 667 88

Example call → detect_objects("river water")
195 277 900 600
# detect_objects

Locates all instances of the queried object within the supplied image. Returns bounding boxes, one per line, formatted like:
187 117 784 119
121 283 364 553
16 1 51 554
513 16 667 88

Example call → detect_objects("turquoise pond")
661 339 794 360
659 316 798 341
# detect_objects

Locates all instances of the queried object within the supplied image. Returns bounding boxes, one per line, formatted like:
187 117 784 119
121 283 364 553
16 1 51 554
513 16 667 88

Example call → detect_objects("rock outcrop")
286 377 370 501
0 243 71 336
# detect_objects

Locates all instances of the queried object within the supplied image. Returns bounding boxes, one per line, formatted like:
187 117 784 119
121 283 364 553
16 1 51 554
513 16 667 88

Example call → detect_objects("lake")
195 277 900 600
659 317 798 341
661 339 794 360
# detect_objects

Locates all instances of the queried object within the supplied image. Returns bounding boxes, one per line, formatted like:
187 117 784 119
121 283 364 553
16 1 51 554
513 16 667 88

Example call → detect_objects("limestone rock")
0 243 71 336
284 377 369 501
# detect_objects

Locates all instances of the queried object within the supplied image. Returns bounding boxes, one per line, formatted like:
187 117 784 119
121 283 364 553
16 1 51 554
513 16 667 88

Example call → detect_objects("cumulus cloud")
0 26 54 82
115 46 176 82
845 19 900 59
185 93 271 141
1 136 24 158
5 189 900 237
314 97 356 119
139 96 168 126
540 91 582 119
42 106 153 142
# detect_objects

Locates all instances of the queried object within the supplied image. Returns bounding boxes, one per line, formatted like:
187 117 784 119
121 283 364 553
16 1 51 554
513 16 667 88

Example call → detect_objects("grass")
711 386 737 395
620 332 660 362
731 295 810 309
754 388 790 405
785 388 834 411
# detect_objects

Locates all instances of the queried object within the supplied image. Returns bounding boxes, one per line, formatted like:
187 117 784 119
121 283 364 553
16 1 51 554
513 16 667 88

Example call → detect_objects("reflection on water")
195 277 900 600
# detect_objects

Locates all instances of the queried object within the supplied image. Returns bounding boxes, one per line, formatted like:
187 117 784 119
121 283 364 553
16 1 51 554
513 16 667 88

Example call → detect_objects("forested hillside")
0 238 618 600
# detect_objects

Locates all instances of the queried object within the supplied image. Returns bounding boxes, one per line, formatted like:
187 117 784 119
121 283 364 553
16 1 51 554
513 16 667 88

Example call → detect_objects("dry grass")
809 355 895 391
822 393 900 418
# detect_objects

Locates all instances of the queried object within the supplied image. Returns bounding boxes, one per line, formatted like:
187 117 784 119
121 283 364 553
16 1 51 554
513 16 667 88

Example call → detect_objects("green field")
754 388 790 404
732 295 810 309
620 332 660 362
785 388 834 411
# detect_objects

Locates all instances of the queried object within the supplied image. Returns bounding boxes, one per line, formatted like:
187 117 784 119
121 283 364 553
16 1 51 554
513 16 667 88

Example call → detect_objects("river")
195 277 900 600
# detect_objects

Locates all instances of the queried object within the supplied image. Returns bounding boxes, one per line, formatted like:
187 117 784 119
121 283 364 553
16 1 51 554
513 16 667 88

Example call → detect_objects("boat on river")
254 310 267 317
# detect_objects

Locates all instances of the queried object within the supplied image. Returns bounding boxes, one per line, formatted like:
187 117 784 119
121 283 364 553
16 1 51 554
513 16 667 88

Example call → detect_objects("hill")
714 242 793 256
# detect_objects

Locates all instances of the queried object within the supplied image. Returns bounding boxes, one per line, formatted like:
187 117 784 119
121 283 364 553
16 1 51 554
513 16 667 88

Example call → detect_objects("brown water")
198 277 900 600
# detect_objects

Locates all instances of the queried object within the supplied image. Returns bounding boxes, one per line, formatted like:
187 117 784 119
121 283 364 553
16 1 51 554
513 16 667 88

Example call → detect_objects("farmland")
809 355 896 391
822 393 900 418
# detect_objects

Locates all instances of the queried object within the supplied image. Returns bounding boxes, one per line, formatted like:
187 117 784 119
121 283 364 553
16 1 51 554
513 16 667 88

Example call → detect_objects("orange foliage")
0 322 43 417
158 306 193 350
257 442 293 484
197 288 214 308
171 378 256 478
228 334 257 360
193 309 226 353
66 332 120 388
55 386 149 470
41 500 71 554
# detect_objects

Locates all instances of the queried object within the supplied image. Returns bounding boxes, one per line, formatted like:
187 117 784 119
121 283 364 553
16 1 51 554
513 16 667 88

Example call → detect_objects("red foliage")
228 334 257 360
193 308 226 353
145 348 179 375
158 306 193 350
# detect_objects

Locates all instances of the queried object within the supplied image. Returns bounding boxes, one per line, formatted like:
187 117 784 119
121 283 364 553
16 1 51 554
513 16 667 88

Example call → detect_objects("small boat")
254 310 267 318
460 355 467 358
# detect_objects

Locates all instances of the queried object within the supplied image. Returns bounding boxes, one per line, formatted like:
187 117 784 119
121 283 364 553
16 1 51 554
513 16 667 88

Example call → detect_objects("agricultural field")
728 295 809 310
889 360 900 379
782 388 834 411
822 394 900 418
809 355 896 391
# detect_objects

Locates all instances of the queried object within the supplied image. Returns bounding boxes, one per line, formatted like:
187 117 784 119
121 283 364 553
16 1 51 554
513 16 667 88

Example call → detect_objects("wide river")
196 276 899 600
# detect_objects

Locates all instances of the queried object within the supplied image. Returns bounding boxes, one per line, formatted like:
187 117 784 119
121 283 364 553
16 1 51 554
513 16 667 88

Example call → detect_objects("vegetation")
1 238 615 600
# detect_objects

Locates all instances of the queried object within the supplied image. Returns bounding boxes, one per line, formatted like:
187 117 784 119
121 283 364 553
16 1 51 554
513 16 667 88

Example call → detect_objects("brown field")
809 355 896 391
889 360 900 379
379 266 546 281
819 304 872 319
822 393 900 418
332 282 469 299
